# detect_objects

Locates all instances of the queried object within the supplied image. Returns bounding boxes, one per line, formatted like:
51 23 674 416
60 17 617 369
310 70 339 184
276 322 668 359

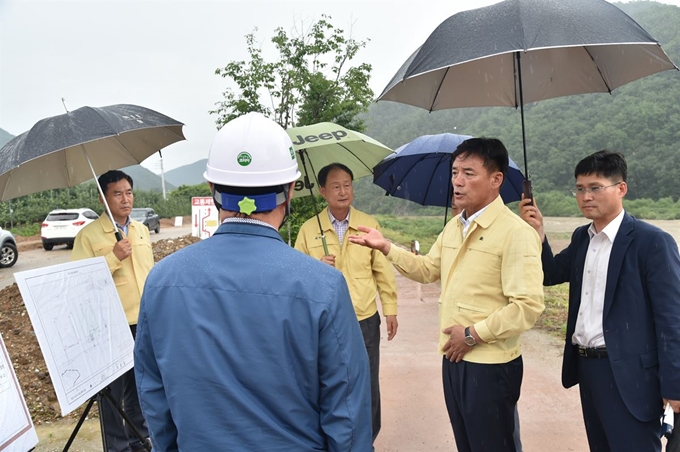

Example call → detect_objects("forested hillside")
362 1 680 203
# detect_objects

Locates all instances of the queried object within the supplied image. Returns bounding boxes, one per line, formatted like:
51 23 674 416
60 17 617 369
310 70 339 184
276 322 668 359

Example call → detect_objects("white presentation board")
14 257 134 416
0 332 38 452
191 196 219 239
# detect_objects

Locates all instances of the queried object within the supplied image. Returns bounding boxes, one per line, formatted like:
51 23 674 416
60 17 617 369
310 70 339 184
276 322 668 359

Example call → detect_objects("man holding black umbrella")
520 150 680 452
72 170 153 452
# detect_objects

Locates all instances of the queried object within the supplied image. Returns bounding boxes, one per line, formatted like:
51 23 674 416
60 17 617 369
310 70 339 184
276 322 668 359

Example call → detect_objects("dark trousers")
359 312 381 442
442 356 523 452
577 355 661 452
100 324 148 452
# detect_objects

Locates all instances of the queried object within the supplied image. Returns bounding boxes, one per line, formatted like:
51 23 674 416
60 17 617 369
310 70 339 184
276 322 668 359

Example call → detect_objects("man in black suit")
519 150 680 451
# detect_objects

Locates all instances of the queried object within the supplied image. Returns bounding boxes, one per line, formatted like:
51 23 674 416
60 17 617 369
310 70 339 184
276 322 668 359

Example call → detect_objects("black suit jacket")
542 213 680 422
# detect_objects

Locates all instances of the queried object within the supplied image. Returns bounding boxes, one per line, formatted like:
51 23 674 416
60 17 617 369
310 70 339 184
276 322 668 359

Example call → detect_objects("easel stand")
62 386 151 452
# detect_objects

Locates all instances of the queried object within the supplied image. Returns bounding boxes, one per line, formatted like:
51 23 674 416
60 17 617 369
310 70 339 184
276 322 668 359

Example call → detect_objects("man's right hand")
519 195 545 241
113 238 133 261
320 254 336 267
348 226 391 256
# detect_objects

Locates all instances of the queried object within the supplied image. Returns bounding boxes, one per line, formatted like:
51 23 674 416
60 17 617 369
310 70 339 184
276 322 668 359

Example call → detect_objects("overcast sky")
2 0 679 174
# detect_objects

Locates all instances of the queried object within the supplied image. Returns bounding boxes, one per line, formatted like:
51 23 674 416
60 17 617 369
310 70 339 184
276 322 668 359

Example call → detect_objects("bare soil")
0 234 200 430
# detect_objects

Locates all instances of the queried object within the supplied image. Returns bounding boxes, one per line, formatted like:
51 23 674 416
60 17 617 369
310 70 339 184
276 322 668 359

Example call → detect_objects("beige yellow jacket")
295 206 397 321
71 215 154 325
387 196 544 363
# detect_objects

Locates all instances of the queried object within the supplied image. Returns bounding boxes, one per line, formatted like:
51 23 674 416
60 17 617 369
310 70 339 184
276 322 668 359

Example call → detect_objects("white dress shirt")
572 209 625 347
459 205 489 239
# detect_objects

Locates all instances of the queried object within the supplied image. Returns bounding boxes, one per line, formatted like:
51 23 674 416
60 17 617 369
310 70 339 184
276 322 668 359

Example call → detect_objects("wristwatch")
464 327 477 347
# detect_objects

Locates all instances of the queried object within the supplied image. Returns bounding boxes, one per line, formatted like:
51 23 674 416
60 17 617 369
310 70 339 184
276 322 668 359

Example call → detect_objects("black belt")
577 346 608 359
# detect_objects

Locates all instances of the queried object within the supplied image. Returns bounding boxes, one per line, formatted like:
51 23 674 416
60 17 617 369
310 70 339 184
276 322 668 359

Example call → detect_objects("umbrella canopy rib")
336 142 373 173
430 67 450 113
583 47 613 93
422 154 450 204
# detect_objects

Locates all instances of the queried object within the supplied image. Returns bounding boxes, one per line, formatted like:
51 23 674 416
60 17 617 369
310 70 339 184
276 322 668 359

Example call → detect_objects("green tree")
210 15 373 131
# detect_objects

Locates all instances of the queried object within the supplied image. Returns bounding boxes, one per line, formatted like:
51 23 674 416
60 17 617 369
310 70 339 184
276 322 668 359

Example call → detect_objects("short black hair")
318 163 354 187
574 150 627 182
451 138 509 177
98 170 133 195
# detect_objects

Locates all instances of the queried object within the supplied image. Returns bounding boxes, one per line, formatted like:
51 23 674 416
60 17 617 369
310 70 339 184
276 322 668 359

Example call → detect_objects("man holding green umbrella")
295 162 398 445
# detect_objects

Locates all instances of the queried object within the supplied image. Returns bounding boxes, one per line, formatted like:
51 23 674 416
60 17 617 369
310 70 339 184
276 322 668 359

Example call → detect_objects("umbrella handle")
523 179 533 206
299 149 330 255
321 235 329 256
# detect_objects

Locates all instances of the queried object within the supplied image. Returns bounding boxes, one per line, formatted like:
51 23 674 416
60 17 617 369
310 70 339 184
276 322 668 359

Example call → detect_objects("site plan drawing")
15 257 133 415
0 332 38 452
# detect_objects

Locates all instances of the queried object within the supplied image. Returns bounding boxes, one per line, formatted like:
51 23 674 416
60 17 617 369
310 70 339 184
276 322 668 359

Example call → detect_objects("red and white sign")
191 197 219 239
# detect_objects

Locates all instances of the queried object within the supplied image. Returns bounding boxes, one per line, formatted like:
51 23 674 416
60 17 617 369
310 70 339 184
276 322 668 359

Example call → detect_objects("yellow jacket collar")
469 195 505 229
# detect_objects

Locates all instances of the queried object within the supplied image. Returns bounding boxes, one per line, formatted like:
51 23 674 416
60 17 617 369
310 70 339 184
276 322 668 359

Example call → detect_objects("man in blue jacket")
134 112 372 451
520 150 680 451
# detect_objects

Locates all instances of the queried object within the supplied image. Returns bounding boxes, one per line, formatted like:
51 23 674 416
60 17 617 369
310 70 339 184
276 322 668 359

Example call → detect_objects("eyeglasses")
570 182 622 197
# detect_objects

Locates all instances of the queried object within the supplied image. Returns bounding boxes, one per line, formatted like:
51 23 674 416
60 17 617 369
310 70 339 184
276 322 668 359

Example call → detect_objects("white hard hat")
203 112 301 187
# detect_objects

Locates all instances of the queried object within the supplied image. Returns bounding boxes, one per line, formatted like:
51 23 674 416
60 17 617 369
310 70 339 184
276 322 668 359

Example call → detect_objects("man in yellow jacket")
295 162 398 444
349 139 544 452
71 170 153 452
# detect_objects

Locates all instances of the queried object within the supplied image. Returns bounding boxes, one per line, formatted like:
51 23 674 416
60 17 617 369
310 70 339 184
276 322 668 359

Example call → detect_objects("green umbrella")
286 122 394 254
287 123 393 198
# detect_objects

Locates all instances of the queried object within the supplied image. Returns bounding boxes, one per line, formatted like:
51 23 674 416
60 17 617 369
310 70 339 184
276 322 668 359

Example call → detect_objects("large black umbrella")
378 0 678 196
0 104 185 238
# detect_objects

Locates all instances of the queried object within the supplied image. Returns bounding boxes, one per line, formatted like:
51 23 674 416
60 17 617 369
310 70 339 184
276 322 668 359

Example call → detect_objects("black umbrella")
378 0 678 197
0 104 185 239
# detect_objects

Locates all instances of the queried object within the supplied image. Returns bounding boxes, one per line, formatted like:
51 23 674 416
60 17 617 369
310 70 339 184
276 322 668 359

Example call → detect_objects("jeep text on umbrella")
290 130 347 145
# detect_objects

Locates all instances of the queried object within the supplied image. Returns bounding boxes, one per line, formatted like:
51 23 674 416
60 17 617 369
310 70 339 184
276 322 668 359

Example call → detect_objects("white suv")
0 227 18 268
41 208 99 251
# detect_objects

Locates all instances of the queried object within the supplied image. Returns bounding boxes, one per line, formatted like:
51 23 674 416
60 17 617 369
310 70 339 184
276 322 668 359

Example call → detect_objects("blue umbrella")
373 133 524 210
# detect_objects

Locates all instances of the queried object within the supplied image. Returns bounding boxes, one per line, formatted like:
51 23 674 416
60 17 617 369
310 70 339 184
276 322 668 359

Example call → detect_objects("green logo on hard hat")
289 146 295 160
237 152 252 166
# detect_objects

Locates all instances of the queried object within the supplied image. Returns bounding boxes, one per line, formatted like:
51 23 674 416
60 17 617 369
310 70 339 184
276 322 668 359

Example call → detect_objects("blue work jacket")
134 221 372 451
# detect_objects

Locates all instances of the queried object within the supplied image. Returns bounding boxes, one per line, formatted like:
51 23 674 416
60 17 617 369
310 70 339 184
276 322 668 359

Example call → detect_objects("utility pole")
159 156 167 201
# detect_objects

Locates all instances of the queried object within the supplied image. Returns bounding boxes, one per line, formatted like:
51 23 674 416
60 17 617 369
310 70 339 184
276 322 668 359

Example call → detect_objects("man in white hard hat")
134 112 372 451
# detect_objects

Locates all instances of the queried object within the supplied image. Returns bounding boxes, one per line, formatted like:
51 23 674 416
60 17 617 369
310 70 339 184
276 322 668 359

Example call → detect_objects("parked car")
0 227 18 268
41 208 99 250
131 208 160 233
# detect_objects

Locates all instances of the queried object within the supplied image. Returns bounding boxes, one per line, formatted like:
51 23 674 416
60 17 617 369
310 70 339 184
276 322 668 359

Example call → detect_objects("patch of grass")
375 215 446 254
10 223 40 237
535 283 569 339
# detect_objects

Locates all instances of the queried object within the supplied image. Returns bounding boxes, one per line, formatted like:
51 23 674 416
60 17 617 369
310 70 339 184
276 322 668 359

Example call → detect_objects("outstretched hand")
347 226 391 255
